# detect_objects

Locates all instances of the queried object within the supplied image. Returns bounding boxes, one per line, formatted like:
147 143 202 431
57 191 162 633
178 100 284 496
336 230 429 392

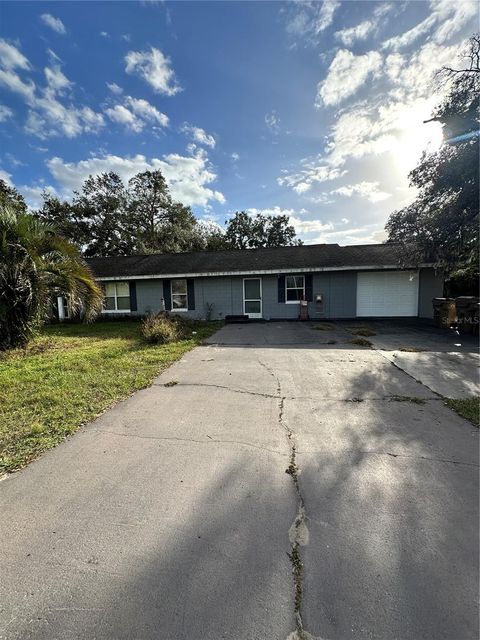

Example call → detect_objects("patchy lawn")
0 320 221 474
444 398 480 427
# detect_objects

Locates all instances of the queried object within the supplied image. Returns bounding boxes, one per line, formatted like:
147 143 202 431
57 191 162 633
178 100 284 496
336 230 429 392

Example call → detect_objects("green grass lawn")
444 398 480 427
0 320 221 474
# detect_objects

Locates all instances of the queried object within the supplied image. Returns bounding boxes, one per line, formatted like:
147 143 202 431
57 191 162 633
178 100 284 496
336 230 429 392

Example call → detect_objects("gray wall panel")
418 268 444 318
136 279 163 315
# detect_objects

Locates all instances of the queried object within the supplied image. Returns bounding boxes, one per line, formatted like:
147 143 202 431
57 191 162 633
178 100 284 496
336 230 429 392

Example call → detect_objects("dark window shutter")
278 275 286 303
163 279 171 311
305 274 313 302
187 279 195 310
129 281 137 312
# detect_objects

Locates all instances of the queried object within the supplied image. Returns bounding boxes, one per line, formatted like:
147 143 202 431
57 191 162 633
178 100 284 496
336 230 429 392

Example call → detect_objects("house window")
285 275 305 303
104 282 130 312
57 296 70 320
61 297 70 319
171 279 188 311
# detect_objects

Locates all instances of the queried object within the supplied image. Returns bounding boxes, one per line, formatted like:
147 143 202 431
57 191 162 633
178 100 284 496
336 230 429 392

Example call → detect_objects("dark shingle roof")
86 243 410 279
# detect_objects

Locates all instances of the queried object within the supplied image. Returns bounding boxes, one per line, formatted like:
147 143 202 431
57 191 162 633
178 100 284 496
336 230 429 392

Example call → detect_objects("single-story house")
73 243 443 321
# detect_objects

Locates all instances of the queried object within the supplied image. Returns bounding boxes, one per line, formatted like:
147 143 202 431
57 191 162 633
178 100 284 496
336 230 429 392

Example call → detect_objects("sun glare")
393 104 444 176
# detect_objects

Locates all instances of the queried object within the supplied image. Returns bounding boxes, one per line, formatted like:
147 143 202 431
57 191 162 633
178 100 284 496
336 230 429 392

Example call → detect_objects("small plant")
205 302 214 322
349 337 372 347
164 380 178 387
141 314 181 344
312 323 336 331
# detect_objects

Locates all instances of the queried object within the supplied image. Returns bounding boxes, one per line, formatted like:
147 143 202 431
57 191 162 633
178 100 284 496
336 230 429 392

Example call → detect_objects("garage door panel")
357 271 419 317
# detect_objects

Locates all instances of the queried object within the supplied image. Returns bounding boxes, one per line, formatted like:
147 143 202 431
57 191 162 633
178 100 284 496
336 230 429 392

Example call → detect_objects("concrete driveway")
0 321 478 640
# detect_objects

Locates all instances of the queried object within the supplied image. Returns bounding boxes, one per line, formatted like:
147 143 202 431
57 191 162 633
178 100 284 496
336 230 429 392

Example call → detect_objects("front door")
243 278 262 319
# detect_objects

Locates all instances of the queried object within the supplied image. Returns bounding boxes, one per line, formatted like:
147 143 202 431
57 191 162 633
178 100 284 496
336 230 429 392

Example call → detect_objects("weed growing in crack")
348 326 376 337
349 337 373 347
164 380 179 387
287 543 304 613
389 395 426 404
311 323 336 331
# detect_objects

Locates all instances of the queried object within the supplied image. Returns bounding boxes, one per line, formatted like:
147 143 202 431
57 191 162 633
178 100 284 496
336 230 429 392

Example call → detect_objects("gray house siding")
136 279 164 315
310 272 357 319
195 276 242 319
418 268 444 318
106 267 439 320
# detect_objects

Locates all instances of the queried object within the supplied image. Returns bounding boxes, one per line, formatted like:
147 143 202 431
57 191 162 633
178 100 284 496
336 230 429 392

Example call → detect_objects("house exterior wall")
103 267 441 320
136 279 164 315
418 268 444 318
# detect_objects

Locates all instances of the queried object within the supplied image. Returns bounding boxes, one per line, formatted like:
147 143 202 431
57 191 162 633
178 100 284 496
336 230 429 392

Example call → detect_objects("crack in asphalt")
258 360 313 640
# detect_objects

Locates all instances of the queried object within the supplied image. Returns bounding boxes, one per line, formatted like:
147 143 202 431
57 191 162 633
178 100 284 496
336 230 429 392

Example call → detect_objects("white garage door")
357 271 419 317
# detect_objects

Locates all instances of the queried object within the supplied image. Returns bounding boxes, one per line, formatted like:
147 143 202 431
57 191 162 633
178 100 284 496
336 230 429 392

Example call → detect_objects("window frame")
285 275 305 304
103 281 131 313
171 278 188 312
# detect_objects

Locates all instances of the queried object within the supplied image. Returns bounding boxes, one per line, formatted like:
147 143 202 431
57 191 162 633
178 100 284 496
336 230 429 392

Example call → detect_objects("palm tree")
0 204 103 350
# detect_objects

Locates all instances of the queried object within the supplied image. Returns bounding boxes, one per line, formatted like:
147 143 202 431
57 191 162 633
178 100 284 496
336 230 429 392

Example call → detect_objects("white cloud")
0 104 13 122
106 96 169 132
286 1 340 44
277 164 346 193
26 90 105 139
125 47 181 96
335 20 376 46
40 13 66 35
181 123 216 148
231 152 240 162
334 2 395 46
383 0 477 50
0 168 12 185
331 181 391 203
0 68 36 101
316 49 382 107
0 40 104 139
106 82 123 95
311 225 387 245
0 39 31 70
105 104 140 130
19 183 58 209
265 110 280 134
126 96 169 126
243 206 334 236
100 31 109 38
44 65 72 93
46 150 225 208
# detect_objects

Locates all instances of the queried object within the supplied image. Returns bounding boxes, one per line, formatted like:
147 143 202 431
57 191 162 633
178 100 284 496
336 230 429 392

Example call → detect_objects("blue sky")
0 0 477 245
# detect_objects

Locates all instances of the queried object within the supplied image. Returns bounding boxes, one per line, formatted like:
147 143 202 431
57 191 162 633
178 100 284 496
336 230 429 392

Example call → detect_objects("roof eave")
94 264 434 281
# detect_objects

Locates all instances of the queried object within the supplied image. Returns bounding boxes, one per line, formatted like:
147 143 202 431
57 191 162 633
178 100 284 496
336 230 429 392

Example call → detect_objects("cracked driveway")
0 322 478 639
